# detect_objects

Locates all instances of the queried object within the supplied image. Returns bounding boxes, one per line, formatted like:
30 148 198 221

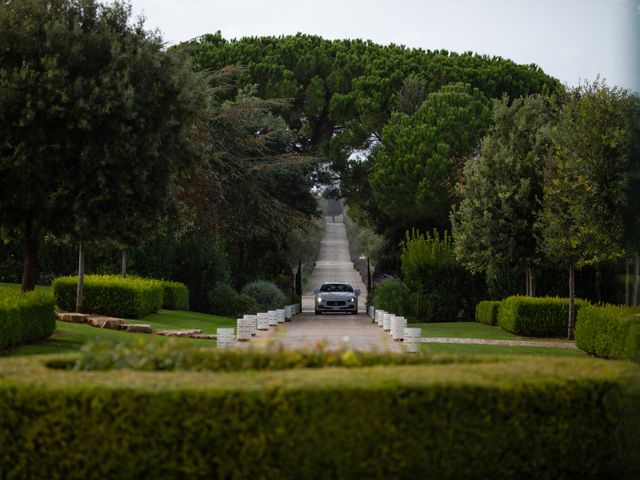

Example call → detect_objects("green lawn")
0 281 51 293
4 309 236 357
419 342 587 357
413 321 572 343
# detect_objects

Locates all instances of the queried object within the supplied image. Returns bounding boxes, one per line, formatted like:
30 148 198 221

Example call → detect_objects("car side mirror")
355 289 361 297
312 288 320 294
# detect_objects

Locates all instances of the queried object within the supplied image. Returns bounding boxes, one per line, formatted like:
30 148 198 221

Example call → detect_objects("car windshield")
319 283 353 293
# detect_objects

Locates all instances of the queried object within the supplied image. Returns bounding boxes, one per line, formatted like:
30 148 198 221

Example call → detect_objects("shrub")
0 355 638 478
498 296 588 338
0 288 56 350
207 284 260 317
52 275 163 318
575 305 640 361
401 229 485 322
160 281 189 310
475 301 501 325
374 279 409 318
241 280 287 310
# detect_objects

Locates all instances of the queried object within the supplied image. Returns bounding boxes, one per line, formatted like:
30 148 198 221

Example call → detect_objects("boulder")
156 329 202 337
126 324 152 334
88 316 126 329
57 313 90 324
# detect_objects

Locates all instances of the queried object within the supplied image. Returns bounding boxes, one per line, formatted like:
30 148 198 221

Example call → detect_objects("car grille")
327 301 346 306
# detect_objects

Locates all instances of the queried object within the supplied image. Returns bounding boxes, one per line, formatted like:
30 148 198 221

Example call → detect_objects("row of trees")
0 1 321 305
452 82 640 334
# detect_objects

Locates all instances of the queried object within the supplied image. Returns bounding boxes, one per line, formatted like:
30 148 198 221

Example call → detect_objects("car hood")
317 292 356 300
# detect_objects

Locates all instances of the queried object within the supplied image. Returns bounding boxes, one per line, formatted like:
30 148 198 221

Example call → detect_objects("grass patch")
4 309 235 356
414 322 573 342
419 342 587 357
0 282 51 293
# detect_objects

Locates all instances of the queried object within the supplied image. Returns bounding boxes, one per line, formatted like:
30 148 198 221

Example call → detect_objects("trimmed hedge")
241 280 287 309
498 296 588 338
0 355 638 479
475 300 500 325
207 284 260 317
374 279 409 318
160 281 189 310
52 275 163 318
575 305 640 361
0 288 56 350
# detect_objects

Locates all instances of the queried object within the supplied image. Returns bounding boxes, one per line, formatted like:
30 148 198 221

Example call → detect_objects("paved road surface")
276 218 402 352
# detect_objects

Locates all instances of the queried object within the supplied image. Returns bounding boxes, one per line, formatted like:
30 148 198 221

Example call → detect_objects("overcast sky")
127 0 639 92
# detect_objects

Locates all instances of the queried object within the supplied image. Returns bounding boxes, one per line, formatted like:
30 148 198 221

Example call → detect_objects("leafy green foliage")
206 284 260 317
536 82 631 270
52 275 163 318
401 229 484 322
452 95 554 276
160 281 189 311
373 279 410 317
371 83 492 232
0 287 55 350
0 354 638 478
241 280 287 310
575 305 640 360
475 301 501 326
0 0 210 288
498 296 589 338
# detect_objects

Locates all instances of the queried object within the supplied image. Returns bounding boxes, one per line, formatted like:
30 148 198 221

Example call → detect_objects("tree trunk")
76 242 85 313
625 258 630 306
568 264 575 340
530 268 536 297
21 220 39 292
121 249 127 277
633 251 639 307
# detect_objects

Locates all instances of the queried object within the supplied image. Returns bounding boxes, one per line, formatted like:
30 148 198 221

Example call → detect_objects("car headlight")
350 297 355 302
317 296 322 302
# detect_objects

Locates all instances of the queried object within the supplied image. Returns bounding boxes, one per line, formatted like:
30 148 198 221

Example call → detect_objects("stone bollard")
368 306 376 321
236 317 252 341
257 312 270 331
268 310 279 327
383 313 392 332
404 327 422 353
243 314 258 337
276 309 286 324
375 309 385 327
217 327 235 348
284 305 293 320
391 316 407 341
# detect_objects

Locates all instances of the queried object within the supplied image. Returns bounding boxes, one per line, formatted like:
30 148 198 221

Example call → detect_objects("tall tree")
536 82 631 338
370 82 492 235
0 0 210 294
451 95 556 296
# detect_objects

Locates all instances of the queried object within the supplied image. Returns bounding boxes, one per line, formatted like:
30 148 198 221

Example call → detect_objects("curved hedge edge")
0 288 56 350
475 300 500 325
160 281 189 310
575 304 640 360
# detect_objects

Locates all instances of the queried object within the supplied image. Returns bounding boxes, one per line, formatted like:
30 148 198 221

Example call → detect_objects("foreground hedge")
498 296 588 338
575 305 640 361
475 300 500 325
160 281 189 310
0 288 56 350
53 275 163 318
0 355 637 479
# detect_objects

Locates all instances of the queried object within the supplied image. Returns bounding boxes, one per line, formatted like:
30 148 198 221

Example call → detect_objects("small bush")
0 288 56 350
575 305 640 360
52 275 163 318
207 284 260 317
374 279 409 317
498 296 588 338
476 301 501 325
241 280 287 310
160 281 189 310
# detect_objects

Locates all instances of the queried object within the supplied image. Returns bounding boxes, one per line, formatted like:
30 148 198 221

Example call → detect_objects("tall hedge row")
498 296 588 338
575 305 640 361
52 275 163 318
0 356 637 479
0 288 56 350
